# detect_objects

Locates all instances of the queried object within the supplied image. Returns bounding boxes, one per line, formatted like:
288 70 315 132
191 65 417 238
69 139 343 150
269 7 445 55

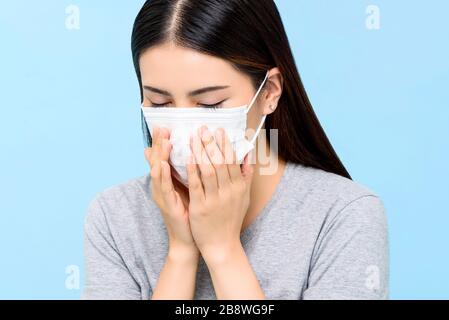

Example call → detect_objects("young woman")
82 0 389 300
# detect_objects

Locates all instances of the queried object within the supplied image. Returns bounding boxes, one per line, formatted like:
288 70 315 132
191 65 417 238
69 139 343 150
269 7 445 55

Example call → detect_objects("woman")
82 0 389 300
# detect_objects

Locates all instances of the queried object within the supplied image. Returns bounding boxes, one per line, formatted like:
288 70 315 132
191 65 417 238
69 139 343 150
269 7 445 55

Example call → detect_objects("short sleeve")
81 194 142 300
303 195 389 300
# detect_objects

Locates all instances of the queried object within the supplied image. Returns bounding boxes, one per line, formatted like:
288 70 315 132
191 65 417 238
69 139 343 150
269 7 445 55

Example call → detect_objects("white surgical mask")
141 71 269 186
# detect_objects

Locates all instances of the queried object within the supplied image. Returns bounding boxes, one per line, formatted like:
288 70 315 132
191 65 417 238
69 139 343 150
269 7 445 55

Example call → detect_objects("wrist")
168 243 200 265
201 239 244 269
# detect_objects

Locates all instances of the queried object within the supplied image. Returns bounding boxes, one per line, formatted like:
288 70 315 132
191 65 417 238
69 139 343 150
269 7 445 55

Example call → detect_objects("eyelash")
150 100 226 109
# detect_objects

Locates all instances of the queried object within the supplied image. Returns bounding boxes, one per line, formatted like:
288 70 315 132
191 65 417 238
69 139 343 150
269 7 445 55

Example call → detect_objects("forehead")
139 42 247 89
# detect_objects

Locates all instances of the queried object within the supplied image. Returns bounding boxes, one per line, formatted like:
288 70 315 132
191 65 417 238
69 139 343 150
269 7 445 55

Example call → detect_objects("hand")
186 126 254 264
144 127 199 259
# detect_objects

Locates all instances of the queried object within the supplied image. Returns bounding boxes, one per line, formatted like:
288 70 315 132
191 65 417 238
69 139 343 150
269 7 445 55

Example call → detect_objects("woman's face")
139 42 273 135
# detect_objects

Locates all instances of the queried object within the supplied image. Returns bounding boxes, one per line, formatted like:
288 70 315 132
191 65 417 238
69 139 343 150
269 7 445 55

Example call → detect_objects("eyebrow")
143 85 230 97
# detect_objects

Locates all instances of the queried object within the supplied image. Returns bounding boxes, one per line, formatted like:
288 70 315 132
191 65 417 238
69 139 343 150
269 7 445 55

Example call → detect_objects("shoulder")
285 162 387 232
287 162 380 200
84 174 157 237
285 163 389 299
287 161 385 207
91 174 151 210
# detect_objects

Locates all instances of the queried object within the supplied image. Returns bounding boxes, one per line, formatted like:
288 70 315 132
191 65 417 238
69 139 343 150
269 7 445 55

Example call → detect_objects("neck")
241 132 286 233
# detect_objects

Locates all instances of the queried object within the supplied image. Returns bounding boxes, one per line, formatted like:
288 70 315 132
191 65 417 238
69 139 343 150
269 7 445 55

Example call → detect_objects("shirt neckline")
240 160 292 243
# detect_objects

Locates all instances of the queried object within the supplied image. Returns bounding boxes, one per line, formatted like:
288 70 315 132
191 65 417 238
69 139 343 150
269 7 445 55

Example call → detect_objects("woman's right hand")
144 127 199 260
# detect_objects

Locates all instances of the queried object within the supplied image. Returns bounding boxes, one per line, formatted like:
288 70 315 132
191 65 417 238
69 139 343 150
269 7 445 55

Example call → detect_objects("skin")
141 42 285 299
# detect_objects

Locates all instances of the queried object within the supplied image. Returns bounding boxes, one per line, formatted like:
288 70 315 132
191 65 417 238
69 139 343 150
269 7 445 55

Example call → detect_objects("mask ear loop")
245 71 270 115
246 71 270 145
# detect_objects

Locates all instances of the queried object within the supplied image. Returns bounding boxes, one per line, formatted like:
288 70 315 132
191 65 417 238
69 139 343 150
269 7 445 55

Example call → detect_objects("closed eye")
198 99 227 109
150 102 170 108
150 99 228 109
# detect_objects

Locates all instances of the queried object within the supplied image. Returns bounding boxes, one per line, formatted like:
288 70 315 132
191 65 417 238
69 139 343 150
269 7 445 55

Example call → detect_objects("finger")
158 127 171 162
172 174 189 200
187 154 205 203
191 131 218 197
152 126 160 147
159 127 171 140
153 126 172 165
150 159 162 187
160 160 177 203
161 138 172 162
150 126 161 165
215 128 233 182
216 128 241 183
200 126 230 189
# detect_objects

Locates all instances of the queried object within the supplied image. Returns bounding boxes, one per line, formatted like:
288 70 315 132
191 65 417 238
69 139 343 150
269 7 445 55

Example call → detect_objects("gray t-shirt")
82 161 389 300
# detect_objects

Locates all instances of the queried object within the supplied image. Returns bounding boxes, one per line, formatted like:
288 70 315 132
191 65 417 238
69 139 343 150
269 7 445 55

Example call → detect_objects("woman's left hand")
186 126 254 264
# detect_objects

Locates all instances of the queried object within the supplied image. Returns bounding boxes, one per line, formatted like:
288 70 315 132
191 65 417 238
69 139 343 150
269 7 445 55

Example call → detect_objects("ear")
261 67 284 116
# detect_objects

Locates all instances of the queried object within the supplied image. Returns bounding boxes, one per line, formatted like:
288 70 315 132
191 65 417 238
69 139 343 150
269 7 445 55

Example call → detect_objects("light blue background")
0 1 448 299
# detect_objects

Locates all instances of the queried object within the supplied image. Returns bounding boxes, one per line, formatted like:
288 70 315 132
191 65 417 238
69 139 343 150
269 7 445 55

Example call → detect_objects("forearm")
204 241 265 300
152 247 199 300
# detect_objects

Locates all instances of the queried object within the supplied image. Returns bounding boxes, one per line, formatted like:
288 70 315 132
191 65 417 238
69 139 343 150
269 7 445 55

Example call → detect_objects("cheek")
245 108 259 131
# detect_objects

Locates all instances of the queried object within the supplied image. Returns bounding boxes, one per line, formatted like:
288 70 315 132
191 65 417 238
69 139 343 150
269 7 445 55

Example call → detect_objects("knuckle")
197 207 208 217
160 185 171 195
214 162 225 172
201 167 215 178
220 189 232 200
190 180 201 190
190 205 204 217
150 167 160 180
233 181 246 193
203 198 215 209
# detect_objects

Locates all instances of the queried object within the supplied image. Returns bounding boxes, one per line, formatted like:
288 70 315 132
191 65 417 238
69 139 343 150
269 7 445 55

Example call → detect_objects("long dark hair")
131 0 351 179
